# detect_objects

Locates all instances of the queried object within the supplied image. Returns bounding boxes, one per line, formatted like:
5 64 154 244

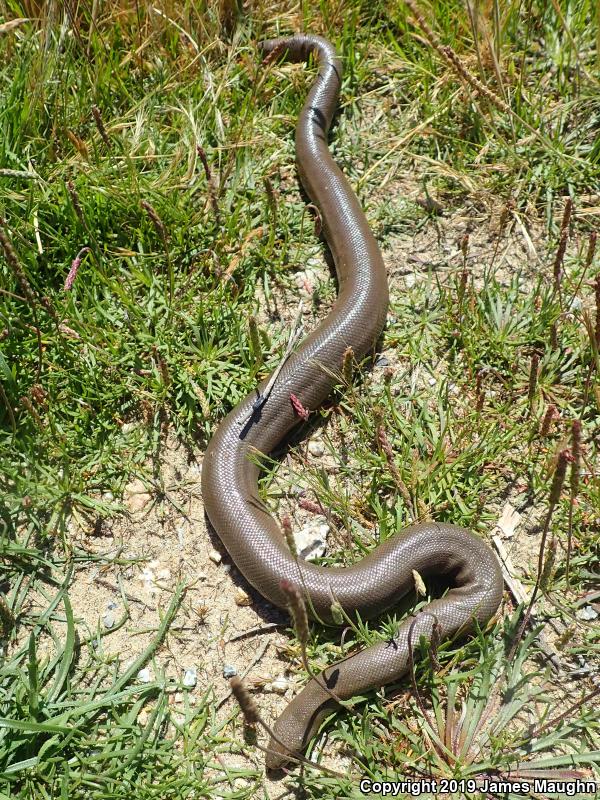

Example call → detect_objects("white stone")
308 440 325 457
269 676 290 694
495 503 521 539
183 668 197 688
235 588 252 606
140 563 160 596
137 667 152 683
102 611 116 629
294 523 329 561
177 525 186 546
124 478 151 512
575 605 598 621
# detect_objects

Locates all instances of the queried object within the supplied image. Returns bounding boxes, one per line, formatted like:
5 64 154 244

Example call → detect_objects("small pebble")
208 549 222 565
375 355 390 367
294 272 308 289
137 667 152 683
124 478 152 513
416 195 444 215
137 709 149 726
102 611 116 629
140 566 158 596
269 676 290 694
305 257 322 270
308 440 325 457
294 523 329 561
183 668 197 688
223 664 237 679
235 588 252 606
575 605 598 621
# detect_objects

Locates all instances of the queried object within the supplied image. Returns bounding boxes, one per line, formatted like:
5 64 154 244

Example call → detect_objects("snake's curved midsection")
201 33 503 769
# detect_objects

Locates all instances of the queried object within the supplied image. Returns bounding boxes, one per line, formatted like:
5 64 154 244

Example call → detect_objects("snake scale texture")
201 33 504 770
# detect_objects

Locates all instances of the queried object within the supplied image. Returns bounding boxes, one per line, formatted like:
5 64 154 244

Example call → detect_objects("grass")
1 0 599 797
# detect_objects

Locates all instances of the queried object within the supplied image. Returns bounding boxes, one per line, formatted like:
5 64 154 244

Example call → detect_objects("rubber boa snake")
201 33 504 770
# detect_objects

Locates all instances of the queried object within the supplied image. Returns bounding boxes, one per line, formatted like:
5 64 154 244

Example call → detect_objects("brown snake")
201 33 504 769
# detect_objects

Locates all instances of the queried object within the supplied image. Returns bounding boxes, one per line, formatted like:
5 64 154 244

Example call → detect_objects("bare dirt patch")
65 436 299 712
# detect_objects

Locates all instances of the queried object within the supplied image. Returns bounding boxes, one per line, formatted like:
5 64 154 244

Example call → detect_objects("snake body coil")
201 34 504 769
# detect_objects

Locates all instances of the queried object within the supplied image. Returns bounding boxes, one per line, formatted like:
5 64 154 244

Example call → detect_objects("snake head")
265 735 297 772
265 687 337 771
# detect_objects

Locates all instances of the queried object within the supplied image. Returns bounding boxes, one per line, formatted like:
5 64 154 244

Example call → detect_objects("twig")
93 577 151 610
239 302 304 427
552 198 573 302
377 424 417 521
216 639 271 710
565 420 581 588
407 614 446 759
527 686 600 740
226 623 284 643
491 534 561 672
507 449 569 662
